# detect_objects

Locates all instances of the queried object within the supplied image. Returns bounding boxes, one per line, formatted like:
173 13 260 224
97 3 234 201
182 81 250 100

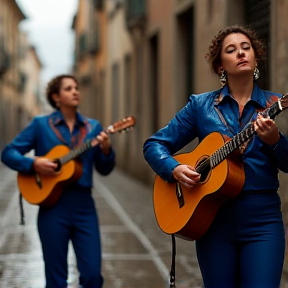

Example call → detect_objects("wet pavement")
2 162 288 288
0 163 203 288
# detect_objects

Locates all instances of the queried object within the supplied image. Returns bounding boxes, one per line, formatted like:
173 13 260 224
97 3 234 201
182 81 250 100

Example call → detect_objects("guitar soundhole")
196 157 211 183
53 159 62 172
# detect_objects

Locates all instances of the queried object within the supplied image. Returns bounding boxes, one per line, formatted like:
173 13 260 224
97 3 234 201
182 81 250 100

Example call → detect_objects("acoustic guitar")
18 116 136 207
153 94 288 241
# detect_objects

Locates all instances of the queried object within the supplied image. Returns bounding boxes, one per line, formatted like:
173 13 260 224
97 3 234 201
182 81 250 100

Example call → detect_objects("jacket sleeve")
91 121 116 176
268 132 288 173
93 146 116 175
143 96 198 182
261 90 288 173
1 118 37 173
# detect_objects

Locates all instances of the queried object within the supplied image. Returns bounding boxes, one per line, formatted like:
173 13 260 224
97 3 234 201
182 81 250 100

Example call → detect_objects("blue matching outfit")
143 84 288 288
1 110 115 288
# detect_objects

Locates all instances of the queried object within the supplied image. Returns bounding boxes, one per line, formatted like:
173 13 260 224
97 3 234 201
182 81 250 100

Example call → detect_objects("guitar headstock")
264 93 288 120
107 116 136 134
280 93 288 111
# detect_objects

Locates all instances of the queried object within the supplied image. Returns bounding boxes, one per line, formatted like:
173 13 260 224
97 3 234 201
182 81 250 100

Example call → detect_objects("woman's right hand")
32 158 58 176
172 164 200 188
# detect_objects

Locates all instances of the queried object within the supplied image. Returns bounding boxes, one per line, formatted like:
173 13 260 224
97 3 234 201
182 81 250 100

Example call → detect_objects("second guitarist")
143 25 288 288
1 74 114 288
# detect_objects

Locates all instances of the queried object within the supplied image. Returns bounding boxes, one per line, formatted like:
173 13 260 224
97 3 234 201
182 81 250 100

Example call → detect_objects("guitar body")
153 132 245 241
17 145 82 206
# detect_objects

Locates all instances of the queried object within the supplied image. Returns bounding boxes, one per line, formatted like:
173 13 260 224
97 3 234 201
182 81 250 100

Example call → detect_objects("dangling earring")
220 69 227 87
254 67 260 80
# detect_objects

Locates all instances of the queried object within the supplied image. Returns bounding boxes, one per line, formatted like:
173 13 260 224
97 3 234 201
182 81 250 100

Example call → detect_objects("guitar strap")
19 193 25 225
170 235 176 287
214 93 258 153
49 116 89 148
215 93 257 131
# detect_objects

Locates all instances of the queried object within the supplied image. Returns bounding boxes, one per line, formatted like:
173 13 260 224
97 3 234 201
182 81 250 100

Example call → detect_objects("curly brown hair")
46 74 78 108
205 25 266 75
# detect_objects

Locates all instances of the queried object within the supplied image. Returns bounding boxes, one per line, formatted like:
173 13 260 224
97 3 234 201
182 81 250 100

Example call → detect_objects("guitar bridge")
35 173 42 189
176 182 185 208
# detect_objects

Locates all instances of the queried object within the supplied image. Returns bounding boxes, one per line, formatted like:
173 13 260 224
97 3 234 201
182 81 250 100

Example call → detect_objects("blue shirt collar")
51 110 86 126
218 84 266 108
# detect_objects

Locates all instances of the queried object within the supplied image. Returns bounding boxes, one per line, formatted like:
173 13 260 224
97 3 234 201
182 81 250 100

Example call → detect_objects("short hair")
205 25 266 75
46 74 78 108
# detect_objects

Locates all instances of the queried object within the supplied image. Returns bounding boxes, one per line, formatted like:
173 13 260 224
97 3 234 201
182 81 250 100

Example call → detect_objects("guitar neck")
60 139 94 165
60 127 113 165
208 123 255 169
196 97 284 174
58 116 136 165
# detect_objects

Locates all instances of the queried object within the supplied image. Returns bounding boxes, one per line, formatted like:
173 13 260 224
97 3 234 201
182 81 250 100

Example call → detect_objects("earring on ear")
56 101 60 108
254 67 260 80
220 69 227 87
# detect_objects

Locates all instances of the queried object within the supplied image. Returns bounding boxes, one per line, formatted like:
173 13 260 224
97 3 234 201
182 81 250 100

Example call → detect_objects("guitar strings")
195 98 281 174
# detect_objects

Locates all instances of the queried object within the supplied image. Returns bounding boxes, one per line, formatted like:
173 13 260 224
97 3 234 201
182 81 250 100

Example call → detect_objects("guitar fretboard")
196 97 283 174
55 116 136 166
60 139 93 165
209 124 255 169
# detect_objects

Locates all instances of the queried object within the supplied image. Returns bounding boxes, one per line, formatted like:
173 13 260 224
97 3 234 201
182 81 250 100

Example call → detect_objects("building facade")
0 0 43 149
72 0 137 174
19 32 43 126
72 0 288 181
0 0 26 148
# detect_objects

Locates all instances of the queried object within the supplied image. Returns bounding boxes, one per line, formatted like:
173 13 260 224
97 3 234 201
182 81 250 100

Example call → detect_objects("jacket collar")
216 84 266 108
50 110 86 127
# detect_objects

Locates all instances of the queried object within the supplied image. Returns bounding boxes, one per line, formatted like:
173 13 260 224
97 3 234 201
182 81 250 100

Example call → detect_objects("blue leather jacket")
143 84 288 191
1 110 115 188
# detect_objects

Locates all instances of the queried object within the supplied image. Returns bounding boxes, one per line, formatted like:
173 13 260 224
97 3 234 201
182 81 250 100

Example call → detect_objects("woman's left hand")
96 131 112 155
254 114 280 146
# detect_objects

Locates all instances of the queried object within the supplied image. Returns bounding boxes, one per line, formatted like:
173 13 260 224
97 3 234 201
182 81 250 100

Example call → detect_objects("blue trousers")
196 191 285 288
37 187 103 288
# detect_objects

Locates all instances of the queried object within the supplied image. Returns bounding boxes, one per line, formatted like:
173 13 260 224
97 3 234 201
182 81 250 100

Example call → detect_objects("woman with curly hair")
1 74 115 287
143 25 288 287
